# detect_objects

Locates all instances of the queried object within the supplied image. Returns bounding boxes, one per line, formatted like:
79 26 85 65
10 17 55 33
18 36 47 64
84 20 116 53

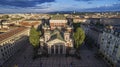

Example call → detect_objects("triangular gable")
47 39 66 45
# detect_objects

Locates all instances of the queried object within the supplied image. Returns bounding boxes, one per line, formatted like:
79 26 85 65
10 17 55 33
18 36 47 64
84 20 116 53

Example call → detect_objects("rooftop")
104 28 120 37
0 27 27 42
47 29 65 42
19 22 39 27
51 14 66 20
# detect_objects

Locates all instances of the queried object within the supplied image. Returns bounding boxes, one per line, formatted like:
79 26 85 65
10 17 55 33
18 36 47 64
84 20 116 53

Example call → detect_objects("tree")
29 26 40 48
1 15 9 19
29 26 41 59
73 27 85 49
73 23 81 32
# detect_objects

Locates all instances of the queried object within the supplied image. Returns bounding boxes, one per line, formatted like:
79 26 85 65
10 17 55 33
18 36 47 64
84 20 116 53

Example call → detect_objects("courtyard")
2 43 109 67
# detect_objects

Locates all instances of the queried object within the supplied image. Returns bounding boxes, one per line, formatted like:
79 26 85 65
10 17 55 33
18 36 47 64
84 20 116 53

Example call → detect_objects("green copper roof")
48 29 65 42
51 14 66 20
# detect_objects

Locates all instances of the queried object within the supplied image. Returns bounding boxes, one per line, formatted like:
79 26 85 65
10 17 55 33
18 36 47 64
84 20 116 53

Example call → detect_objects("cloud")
75 0 100 4
75 0 96 1
0 6 52 13
87 2 92 4
0 1 55 13
0 0 120 13
0 0 55 7
84 3 120 12
75 0 104 2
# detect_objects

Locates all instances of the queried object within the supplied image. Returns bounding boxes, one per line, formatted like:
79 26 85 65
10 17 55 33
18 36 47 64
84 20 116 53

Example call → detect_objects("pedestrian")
40 62 42 67
70 62 73 67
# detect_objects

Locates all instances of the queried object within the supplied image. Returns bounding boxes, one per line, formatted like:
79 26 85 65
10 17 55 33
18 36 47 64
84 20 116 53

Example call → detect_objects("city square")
0 0 120 67
2 41 109 67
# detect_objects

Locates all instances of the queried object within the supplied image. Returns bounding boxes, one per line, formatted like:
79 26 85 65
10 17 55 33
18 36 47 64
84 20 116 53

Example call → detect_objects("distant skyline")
0 0 120 13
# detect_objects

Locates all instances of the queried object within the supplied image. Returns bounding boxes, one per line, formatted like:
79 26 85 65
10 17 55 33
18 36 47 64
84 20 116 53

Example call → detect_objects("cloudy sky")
0 0 120 13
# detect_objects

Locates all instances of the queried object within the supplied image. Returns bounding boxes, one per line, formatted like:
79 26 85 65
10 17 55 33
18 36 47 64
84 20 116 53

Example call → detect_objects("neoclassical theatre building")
40 15 73 54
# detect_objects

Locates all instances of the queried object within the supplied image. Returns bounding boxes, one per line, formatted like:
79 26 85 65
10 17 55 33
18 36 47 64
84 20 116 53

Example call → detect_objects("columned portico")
48 43 66 54
47 39 67 55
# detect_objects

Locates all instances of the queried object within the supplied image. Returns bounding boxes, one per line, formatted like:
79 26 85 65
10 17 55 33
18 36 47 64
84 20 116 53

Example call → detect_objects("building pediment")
47 39 66 45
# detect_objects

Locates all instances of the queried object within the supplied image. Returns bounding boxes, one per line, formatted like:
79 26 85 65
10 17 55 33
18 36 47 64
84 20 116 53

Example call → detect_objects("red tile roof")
0 27 27 42
19 22 39 27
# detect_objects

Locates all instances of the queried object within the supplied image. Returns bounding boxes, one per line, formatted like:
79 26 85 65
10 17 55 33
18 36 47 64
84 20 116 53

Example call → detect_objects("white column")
64 46 66 54
48 46 51 54
54 45 56 54
63 45 66 54
63 45 64 54
58 45 60 54
48 47 49 54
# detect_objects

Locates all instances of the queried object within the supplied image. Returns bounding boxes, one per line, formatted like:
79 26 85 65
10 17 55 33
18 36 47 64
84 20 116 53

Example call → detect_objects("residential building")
99 29 120 67
0 27 29 65
73 18 90 24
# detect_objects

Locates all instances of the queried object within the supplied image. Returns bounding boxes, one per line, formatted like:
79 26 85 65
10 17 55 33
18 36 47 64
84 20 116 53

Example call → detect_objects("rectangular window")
1 49 3 52
6 46 8 48
108 41 110 44
4 47 6 50
5 52 7 55
2 53 4 56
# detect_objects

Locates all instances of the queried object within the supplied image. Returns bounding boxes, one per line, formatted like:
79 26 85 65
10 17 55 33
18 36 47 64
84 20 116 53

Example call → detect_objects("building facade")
0 27 29 65
40 16 73 55
99 29 120 67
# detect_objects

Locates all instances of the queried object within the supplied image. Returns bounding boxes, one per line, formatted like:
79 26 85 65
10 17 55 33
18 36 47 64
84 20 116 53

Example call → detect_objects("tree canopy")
1 15 9 19
11 17 24 20
73 27 85 49
29 26 40 48
73 23 81 32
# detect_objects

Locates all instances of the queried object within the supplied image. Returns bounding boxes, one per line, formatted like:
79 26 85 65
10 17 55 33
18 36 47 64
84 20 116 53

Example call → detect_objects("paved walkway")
2 43 109 67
